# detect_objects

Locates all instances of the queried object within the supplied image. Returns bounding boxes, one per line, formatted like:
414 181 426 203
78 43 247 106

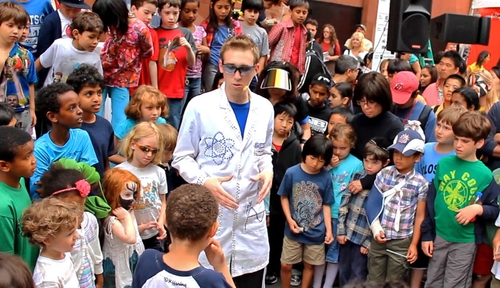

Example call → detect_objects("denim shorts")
326 218 339 263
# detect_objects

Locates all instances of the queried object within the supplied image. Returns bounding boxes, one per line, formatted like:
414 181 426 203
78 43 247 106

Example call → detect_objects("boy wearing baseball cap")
304 73 333 135
392 71 437 142
365 127 429 282
422 111 499 288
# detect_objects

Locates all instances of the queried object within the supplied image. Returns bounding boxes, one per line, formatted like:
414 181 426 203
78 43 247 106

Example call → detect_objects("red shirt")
289 26 301 67
139 27 159 86
156 27 189 99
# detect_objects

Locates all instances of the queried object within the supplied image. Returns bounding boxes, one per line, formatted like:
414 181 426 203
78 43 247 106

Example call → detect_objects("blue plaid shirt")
338 170 372 249
374 166 428 240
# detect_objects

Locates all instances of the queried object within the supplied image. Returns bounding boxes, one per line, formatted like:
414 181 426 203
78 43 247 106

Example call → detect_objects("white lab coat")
172 84 273 277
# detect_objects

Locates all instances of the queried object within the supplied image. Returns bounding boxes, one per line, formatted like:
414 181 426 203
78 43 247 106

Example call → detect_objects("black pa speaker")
387 0 433 54
431 13 491 45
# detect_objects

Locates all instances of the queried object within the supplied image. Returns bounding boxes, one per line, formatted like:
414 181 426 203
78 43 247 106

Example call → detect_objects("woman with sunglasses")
117 121 168 252
347 72 403 194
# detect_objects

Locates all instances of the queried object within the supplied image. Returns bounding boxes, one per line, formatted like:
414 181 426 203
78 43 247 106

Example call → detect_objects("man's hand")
422 241 434 258
250 170 273 204
203 176 238 209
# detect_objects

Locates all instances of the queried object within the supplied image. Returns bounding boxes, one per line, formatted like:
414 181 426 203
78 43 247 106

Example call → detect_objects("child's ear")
383 159 390 167
208 222 219 238
413 153 423 163
130 5 138 12
342 97 350 106
46 111 58 124
475 139 485 149
0 160 11 173
71 29 80 39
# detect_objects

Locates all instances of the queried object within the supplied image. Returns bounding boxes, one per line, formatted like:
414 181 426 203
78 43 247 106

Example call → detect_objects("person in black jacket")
265 102 302 285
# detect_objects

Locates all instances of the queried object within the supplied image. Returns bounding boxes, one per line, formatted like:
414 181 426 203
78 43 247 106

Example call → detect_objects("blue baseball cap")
388 130 425 156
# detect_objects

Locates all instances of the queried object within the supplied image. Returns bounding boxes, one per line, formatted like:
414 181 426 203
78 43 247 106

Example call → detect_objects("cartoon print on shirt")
292 180 322 232
0 48 30 107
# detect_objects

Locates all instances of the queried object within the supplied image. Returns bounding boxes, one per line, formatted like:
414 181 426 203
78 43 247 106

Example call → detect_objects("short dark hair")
353 72 393 112
36 83 75 115
66 64 105 94
0 1 29 26
0 126 32 162
166 184 218 241
453 87 480 111
69 11 104 35
241 0 263 12
131 0 159 8
0 103 15 126
330 107 353 123
289 0 309 10
304 18 318 27
387 58 412 75
159 0 182 10
274 102 297 119
39 164 86 199
444 74 466 87
441 50 465 72
364 137 390 163
335 55 358 74
452 111 491 142
434 51 445 65
301 134 333 165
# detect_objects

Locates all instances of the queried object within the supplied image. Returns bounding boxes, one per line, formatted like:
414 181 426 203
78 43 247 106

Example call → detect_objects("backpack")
418 104 433 131
297 42 332 94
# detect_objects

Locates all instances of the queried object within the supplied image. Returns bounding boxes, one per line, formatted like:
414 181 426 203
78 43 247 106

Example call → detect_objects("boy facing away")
422 111 500 288
0 2 37 134
132 184 235 288
0 126 38 270
365 128 429 282
278 134 334 288
337 138 390 286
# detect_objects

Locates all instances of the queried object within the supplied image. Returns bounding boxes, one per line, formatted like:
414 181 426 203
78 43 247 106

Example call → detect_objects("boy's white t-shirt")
39 37 103 86
33 253 80 287
491 214 500 279
116 161 168 239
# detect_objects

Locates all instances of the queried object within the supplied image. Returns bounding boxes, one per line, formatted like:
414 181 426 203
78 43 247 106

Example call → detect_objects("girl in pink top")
93 0 153 129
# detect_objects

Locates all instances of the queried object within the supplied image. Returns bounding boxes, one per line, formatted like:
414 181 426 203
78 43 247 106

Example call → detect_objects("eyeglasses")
357 99 377 107
222 63 256 76
136 143 159 154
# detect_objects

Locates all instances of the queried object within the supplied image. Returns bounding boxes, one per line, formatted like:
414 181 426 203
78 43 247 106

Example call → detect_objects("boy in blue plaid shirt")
365 128 429 282
337 137 391 286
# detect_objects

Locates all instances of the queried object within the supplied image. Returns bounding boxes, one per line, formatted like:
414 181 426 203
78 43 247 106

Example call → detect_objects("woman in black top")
350 72 404 190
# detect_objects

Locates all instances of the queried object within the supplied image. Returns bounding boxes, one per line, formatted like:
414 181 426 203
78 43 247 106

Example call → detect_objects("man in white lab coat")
172 35 274 288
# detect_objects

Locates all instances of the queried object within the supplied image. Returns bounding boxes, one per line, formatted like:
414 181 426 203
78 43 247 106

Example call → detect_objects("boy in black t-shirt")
303 73 333 135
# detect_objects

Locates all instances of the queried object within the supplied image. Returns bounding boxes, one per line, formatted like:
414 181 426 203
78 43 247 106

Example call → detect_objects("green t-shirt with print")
0 179 39 270
434 155 492 243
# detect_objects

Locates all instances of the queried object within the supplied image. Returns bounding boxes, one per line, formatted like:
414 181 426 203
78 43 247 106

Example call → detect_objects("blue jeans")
167 98 184 130
97 86 130 129
339 240 368 286
326 218 340 263
184 77 201 108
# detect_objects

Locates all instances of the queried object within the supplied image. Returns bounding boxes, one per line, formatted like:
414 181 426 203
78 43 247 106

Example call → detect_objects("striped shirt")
337 171 372 249
374 166 428 239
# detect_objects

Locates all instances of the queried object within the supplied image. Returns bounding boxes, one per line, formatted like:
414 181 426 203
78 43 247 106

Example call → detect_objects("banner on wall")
472 0 500 9
372 0 395 72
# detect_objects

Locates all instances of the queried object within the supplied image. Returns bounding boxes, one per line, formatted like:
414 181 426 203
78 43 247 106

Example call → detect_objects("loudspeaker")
430 13 491 45
387 0 432 54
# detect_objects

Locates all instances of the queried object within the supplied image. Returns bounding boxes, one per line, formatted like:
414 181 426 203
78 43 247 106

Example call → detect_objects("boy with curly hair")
21 197 82 286
132 184 235 288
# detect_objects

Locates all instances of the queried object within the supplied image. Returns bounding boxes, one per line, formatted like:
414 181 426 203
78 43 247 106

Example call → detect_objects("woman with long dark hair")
420 65 437 92
467 50 491 75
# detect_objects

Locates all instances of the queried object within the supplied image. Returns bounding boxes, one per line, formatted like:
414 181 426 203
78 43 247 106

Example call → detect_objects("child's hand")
205 238 227 271
374 231 386 243
494 245 500 261
196 44 210 55
324 231 333 244
266 215 270 227
455 204 482 225
113 208 130 220
179 37 191 48
406 244 418 264
422 241 434 257
360 247 369 255
157 225 167 240
347 180 363 194
288 220 301 234
138 221 158 233
95 274 103 288
337 235 347 245
330 155 340 168
494 133 500 144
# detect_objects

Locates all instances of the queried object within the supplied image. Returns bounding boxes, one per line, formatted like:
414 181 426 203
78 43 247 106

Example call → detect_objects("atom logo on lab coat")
204 132 235 165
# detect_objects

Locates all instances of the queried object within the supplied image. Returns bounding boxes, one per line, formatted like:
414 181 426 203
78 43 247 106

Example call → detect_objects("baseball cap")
310 73 332 90
355 24 367 31
390 71 419 105
388 129 425 156
59 0 91 9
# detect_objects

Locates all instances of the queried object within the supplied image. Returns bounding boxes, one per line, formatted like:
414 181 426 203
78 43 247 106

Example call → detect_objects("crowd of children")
2 0 500 288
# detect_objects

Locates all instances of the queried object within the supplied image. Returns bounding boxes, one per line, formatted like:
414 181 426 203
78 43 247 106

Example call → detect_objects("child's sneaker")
290 274 301 286
265 275 278 285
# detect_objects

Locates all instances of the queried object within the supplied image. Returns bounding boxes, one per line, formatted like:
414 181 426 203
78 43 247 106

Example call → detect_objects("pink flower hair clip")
52 179 91 198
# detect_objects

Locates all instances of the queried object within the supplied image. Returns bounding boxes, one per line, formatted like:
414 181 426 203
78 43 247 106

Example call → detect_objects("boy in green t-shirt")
422 111 500 288
0 126 39 270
